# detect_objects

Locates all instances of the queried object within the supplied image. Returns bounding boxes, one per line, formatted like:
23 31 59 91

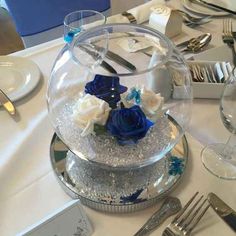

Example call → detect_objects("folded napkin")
106 0 166 24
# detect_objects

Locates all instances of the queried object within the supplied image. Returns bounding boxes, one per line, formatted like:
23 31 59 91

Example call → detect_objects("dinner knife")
94 45 137 72
80 45 117 74
0 88 16 116
190 0 236 15
208 192 236 232
105 50 137 72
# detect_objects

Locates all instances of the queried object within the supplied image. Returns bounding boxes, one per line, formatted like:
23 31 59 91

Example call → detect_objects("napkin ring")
122 11 137 24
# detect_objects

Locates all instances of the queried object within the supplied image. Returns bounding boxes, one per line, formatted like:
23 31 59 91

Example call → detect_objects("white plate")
181 0 234 16
0 56 41 102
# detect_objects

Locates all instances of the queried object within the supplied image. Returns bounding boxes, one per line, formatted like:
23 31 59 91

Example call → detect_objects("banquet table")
1 1 236 235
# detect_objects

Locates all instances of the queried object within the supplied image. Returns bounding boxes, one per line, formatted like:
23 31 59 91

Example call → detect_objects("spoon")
176 33 211 48
181 33 212 53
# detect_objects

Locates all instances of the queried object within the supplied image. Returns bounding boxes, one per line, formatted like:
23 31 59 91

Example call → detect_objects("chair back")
3 0 111 47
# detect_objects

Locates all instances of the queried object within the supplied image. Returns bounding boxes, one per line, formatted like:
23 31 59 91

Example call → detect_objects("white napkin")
106 0 165 24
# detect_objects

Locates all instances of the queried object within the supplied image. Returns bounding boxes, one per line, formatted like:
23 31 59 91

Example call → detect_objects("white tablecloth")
0 1 236 235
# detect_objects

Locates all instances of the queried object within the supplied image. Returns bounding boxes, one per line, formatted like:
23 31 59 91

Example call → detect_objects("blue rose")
106 105 154 145
85 74 127 108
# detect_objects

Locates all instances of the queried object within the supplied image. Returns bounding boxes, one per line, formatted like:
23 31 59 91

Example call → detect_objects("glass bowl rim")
69 23 174 77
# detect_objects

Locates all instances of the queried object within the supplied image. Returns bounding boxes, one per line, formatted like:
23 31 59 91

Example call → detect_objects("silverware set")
188 62 232 83
134 192 236 236
177 33 212 53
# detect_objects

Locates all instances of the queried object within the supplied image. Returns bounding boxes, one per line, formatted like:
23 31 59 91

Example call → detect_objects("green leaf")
94 124 107 135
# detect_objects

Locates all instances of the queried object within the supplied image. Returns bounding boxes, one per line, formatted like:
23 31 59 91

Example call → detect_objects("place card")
149 5 183 38
16 200 93 236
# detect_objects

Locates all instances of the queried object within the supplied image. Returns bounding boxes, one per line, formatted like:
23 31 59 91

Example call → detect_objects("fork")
162 192 210 236
222 19 236 67
177 10 211 28
177 10 211 23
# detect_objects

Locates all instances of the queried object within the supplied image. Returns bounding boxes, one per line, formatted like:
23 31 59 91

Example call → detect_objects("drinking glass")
201 68 236 179
64 10 106 43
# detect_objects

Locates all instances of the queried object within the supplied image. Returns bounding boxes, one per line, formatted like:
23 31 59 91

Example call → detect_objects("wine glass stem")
222 133 236 161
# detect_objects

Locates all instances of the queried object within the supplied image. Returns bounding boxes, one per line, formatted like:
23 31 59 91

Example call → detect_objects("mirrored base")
50 134 188 213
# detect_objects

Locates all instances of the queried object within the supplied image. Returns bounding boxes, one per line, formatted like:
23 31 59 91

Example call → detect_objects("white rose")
72 94 111 136
141 87 164 120
121 86 164 121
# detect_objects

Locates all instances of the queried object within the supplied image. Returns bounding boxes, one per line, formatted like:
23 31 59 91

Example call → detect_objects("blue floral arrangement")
72 74 164 145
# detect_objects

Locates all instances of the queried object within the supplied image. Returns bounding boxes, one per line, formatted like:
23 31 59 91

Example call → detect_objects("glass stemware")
201 68 236 179
63 10 106 43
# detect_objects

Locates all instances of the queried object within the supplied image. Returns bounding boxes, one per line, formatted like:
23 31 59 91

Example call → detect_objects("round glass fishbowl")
48 24 192 212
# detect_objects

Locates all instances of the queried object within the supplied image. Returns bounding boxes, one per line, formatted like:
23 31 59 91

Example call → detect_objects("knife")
105 50 137 72
0 88 16 116
80 45 117 74
190 0 236 15
93 44 136 72
208 192 236 232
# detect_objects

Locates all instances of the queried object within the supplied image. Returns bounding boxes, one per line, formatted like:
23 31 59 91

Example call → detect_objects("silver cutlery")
80 45 117 73
177 10 211 23
0 88 16 116
105 50 136 72
162 192 210 236
134 197 182 236
80 44 136 73
222 19 236 67
208 192 236 232
180 33 211 53
183 18 211 28
176 33 211 48
177 10 212 27
94 44 136 72
190 0 236 15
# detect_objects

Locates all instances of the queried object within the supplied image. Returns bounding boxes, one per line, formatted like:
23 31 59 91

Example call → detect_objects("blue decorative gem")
126 87 141 105
168 156 184 176
120 189 145 204
64 29 81 43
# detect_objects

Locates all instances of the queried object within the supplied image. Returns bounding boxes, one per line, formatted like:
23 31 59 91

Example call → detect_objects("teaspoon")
180 33 212 53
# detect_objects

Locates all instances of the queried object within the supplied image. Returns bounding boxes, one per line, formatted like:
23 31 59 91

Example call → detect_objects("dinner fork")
177 10 211 28
222 19 236 67
162 192 210 236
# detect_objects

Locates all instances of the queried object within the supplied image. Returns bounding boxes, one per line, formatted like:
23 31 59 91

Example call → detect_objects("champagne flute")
201 68 236 180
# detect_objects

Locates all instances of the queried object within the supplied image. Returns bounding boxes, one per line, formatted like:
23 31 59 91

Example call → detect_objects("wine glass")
201 68 236 180
64 10 106 43
61 10 108 71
